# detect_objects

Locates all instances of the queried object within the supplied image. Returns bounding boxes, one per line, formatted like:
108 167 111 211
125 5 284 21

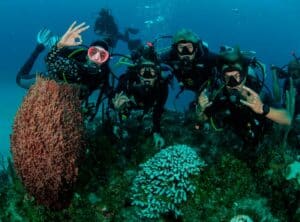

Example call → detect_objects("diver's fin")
127 28 139 35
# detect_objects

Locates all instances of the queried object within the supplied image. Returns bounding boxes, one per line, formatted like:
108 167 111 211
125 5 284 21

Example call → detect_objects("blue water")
0 0 299 161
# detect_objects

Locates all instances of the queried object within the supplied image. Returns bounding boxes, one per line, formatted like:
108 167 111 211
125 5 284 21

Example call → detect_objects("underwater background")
1 0 300 159
0 0 299 221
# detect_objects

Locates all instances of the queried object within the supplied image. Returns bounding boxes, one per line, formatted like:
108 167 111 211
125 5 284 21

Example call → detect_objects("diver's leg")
16 44 45 89
89 89 105 122
119 26 140 43
127 27 139 35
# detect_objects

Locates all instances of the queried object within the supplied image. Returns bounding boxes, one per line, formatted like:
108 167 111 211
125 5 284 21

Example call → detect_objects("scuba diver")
46 21 113 121
16 28 58 89
94 8 142 51
111 42 169 148
196 46 291 149
271 52 300 146
160 29 219 96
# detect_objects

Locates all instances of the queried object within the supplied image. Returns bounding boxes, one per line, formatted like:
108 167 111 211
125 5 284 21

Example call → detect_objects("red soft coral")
11 77 85 210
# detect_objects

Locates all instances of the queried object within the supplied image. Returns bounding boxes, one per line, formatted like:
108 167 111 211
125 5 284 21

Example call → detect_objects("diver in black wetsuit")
112 43 169 148
46 21 113 121
160 29 218 95
197 46 291 148
16 28 58 89
94 8 142 51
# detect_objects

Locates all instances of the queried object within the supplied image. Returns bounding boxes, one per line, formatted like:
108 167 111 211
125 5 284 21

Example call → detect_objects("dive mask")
87 46 109 65
226 75 242 87
222 64 245 87
139 63 159 78
138 63 159 86
176 41 196 55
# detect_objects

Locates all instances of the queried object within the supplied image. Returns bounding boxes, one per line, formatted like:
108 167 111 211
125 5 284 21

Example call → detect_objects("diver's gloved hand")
36 28 59 49
46 35 59 49
36 28 52 48
112 91 132 110
153 132 165 148
197 88 212 114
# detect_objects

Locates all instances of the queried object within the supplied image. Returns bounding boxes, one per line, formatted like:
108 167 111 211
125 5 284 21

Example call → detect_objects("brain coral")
131 144 206 219
11 77 85 210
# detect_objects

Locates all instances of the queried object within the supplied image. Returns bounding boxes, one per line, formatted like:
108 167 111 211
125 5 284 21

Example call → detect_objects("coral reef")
0 110 298 221
10 77 85 210
255 143 300 221
184 153 257 221
131 144 206 219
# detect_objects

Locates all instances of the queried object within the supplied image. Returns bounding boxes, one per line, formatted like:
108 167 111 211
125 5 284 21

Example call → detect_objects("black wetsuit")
94 8 141 51
16 44 46 89
94 9 119 48
114 67 169 134
204 77 274 146
160 42 218 93
45 46 112 120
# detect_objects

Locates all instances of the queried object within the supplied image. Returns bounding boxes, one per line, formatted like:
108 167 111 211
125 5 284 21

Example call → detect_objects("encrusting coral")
131 144 206 219
11 77 85 210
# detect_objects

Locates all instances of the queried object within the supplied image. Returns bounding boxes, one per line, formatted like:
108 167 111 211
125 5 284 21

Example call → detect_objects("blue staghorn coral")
131 144 206 219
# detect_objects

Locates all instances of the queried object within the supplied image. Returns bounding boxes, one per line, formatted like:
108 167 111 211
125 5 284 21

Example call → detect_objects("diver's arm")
265 107 291 125
240 85 292 125
16 44 45 89
17 28 59 88
47 21 89 65
46 21 91 80
112 74 134 112
196 88 212 121
45 45 80 80
89 68 112 121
